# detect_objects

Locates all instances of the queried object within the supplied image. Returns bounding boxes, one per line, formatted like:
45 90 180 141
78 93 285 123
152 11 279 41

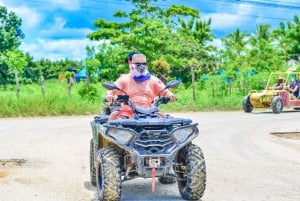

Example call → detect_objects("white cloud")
20 38 100 61
40 17 92 39
0 2 43 43
1 0 96 60
11 6 42 28
204 3 254 31
0 1 41 28
50 0 81 11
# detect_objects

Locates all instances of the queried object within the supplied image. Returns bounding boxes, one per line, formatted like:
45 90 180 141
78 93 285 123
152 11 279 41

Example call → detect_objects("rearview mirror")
165 80 181 89
102 82 120 91
158 80 181 96
102 82 127 95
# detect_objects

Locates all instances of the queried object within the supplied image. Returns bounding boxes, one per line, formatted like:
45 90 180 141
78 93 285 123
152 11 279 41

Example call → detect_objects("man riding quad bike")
89 80 206 201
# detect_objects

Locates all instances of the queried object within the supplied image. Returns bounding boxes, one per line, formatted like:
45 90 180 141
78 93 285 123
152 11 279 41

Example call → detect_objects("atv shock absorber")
124 154 133 179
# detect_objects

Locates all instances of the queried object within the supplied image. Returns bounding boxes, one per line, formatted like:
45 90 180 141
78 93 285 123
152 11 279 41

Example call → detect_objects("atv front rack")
106 117 193 127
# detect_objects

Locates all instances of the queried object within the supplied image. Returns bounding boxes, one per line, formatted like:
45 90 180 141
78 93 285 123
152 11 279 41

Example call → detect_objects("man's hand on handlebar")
105 95 116 104
169 95 177 102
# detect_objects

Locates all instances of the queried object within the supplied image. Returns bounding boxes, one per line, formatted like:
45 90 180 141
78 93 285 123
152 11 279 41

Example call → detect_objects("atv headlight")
172 126 197 144
106 127 134 144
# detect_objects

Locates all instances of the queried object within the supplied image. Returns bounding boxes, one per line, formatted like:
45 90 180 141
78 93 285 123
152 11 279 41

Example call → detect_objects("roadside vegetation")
0 71 270 117
0 1 300 117
0 80 244 117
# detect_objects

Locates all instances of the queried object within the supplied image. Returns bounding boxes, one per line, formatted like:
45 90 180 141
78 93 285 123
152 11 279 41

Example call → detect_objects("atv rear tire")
272 96 283 114
90 139 96 186
242 95 253 113
96 147 122 201
176 144 206 200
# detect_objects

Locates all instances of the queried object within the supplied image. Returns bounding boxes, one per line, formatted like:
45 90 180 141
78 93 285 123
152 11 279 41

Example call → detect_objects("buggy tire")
89 139 96 186
242 95 253 113
96 147 122 201
176 144 206 200
271 96 283 114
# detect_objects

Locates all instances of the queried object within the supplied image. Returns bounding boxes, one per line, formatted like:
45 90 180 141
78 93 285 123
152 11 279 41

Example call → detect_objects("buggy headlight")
172 126 197 143
106 127 134 144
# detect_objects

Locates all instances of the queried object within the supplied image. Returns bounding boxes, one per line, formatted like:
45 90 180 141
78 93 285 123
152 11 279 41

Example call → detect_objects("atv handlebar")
106 95 170 107
154 96 170 106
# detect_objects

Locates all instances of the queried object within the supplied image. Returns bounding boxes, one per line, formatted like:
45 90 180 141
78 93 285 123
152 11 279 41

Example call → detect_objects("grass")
0 81 244 117
0 82 102 117
161 88 243 112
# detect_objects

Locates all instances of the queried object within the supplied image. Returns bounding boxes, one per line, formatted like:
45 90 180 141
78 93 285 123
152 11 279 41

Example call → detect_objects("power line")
15 0 299 23
21 0 131 10
235 0 300 9
166 0 298 22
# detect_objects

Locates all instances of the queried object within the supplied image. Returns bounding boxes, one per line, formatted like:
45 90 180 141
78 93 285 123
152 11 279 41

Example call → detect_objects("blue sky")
1 0 299 61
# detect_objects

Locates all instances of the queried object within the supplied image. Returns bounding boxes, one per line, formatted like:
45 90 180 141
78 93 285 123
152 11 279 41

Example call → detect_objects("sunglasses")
134 62 147 67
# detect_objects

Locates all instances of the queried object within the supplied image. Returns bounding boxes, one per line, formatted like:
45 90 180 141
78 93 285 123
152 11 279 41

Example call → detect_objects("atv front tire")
272 96 283 114
176 144 206 200
90 139 96 186
242 95 253 113
96 147 122 201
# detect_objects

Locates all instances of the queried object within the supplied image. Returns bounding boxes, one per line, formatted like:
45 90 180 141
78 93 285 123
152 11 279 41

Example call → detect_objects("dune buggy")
243 72 300 114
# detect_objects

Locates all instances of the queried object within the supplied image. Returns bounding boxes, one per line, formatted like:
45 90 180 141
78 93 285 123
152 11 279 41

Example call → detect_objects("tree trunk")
211 81 215 98
40 75 46 96
157 72 168 85
191 65 196 101
68 77 73 96
14 67 20 98
86 74 91 85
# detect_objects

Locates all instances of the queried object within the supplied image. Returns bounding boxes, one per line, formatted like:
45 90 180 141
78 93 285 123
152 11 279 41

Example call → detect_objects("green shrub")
77 83 100 102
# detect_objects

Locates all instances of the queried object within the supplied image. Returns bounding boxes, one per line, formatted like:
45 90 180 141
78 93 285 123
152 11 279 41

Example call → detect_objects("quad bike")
89 80 206 201
243 72 300 114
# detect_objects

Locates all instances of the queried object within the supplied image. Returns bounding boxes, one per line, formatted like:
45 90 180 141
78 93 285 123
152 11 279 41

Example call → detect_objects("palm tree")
222 29 250 59
248 24 278 72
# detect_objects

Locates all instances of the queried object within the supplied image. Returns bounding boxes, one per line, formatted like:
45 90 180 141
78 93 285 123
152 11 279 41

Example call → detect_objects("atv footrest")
94 115 109 124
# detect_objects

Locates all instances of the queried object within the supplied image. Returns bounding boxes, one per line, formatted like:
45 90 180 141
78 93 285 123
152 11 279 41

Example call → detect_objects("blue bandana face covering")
133 73 151 82
130 63 151 82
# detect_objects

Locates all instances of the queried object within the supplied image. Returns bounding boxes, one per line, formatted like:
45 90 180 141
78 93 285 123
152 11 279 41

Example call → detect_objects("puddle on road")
0 171 9 178
0 159 27 166
0 159 27 179
271 132 300 139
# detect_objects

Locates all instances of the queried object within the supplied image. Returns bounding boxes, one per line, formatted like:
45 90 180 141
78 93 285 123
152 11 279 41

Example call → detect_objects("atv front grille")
133 130 175 155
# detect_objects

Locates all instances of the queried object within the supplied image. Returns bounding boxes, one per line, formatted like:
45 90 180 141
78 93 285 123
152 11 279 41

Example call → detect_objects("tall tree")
248 24 285 72
285 15 300 60
87 0 169 62
85 58 100 84
167 11 215 84
87 0 211 82
220 29 250 94
0 6 25 86
272 22 293 63
5 49 28 98
0 6 24 51
221 29 249 62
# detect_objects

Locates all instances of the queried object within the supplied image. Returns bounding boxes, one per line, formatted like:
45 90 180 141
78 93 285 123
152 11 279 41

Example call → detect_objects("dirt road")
0 111 300 201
